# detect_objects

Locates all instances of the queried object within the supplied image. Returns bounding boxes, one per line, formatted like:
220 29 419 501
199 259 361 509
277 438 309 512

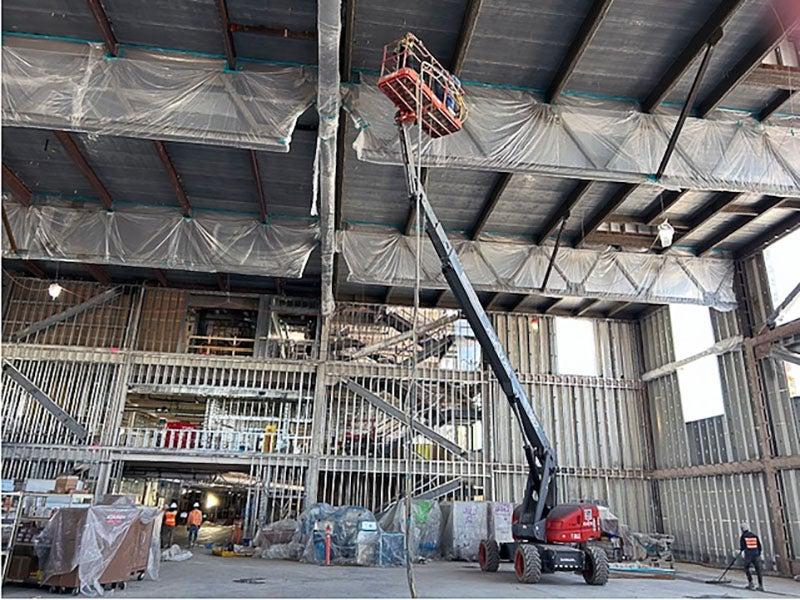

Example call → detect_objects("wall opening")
554 317 598 376
669 304 725 423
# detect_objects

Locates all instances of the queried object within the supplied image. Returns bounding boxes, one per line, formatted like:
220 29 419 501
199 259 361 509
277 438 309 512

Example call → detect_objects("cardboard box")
7 555 32 582
54 476 80 494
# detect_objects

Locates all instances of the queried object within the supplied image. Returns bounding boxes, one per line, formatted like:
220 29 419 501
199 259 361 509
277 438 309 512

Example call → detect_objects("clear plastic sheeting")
487 502 514 544
379 499 442 560
339 230 737 310
4 201 318 279
253 518 301 560
2 37 315 152
314 0 342 316
440 501 488 561
35 505 161 596
294 503 402 567
345 83 800 198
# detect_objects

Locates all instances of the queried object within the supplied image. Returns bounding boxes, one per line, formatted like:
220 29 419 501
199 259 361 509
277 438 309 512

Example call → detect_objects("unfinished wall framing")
2 272 797 572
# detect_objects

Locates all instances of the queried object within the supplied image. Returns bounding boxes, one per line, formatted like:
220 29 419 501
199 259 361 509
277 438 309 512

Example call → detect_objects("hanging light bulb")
48 282 63 299
657 219 675 248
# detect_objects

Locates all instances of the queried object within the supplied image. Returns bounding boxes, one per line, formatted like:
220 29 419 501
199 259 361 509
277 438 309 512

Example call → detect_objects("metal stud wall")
4 278 659 547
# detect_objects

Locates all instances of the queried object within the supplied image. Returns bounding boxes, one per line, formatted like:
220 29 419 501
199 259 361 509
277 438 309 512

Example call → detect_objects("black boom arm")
397 124 557 540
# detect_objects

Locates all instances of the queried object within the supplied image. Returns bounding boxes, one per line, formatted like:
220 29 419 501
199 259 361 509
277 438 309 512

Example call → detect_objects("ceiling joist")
85 0 119 56
471 172 513 240
2 163 32 206
153 141 192 217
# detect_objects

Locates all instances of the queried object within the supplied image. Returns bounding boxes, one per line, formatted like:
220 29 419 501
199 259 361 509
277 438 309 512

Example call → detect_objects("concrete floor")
5 527 800 598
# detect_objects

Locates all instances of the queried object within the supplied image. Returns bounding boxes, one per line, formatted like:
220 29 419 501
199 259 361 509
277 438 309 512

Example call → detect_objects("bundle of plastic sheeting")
298 504 380 566
285 503 404 567
253 519 303 560
345 82 800 198
2 37 316 152
3 201 318 279
35 505 161 596
598 506 621 538
440 501 488 561
161 545 192 562
379 499 442 560
339 230 737 310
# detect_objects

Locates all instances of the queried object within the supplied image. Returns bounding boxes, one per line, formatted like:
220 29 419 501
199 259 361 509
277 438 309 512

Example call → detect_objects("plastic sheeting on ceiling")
2 38 316 152
3 200 318 279
338 229 737 310
345 83 800 199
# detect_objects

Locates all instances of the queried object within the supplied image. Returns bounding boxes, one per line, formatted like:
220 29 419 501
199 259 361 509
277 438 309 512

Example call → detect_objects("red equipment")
378 33 466 138
543 503 601 544
164 421 197 449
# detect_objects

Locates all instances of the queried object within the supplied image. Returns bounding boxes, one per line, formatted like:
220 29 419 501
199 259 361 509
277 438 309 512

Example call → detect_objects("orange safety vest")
187 509 203 527
744 535 759 550
164 510 177 527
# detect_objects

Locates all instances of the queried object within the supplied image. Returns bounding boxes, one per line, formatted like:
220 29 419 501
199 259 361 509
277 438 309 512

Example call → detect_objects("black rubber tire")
582 545 609 586
117 581 126 590
137 571 145 581
514 544 542 584
479 540 500 572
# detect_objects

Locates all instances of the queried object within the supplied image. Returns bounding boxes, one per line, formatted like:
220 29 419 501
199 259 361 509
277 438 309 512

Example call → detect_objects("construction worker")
739 523 764 591
162 502 178 549
187 502 203 548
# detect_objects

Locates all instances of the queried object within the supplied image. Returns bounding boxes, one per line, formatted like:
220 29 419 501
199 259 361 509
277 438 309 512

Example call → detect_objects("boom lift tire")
479 540 500 572
514 544 542 584
582 545 609 586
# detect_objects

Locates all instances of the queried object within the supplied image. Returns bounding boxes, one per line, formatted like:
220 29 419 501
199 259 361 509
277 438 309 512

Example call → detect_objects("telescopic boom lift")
377 33 609 586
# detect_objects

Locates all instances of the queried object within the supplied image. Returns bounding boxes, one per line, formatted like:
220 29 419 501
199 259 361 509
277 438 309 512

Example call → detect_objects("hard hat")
740 522 749 532
170 502 177 509
193 502 200 508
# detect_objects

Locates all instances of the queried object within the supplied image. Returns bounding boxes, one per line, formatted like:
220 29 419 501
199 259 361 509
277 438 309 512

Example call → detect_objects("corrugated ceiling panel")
722 85 791 115
563 180 621 239
2 0 99 40
350 0 466 72
664 0 772 108
570 0 721 101
71 133 177 208
616 185 662 217
482 174 575 240
227 0 317 63
426 169 499 234
103 0 224 56
2 127 97 200
342 128 408 228
257 130 316 218
163 140 258 215
717 207 793 250
458 0 592 88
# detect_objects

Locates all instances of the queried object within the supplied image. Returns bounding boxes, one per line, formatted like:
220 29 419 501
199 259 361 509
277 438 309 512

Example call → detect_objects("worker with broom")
739 523 764 591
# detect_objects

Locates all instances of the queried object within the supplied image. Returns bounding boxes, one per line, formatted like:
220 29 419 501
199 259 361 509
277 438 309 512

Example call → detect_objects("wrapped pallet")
440 501 487 561
35 505 161 595
487 502 514 544
379 499 442 560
